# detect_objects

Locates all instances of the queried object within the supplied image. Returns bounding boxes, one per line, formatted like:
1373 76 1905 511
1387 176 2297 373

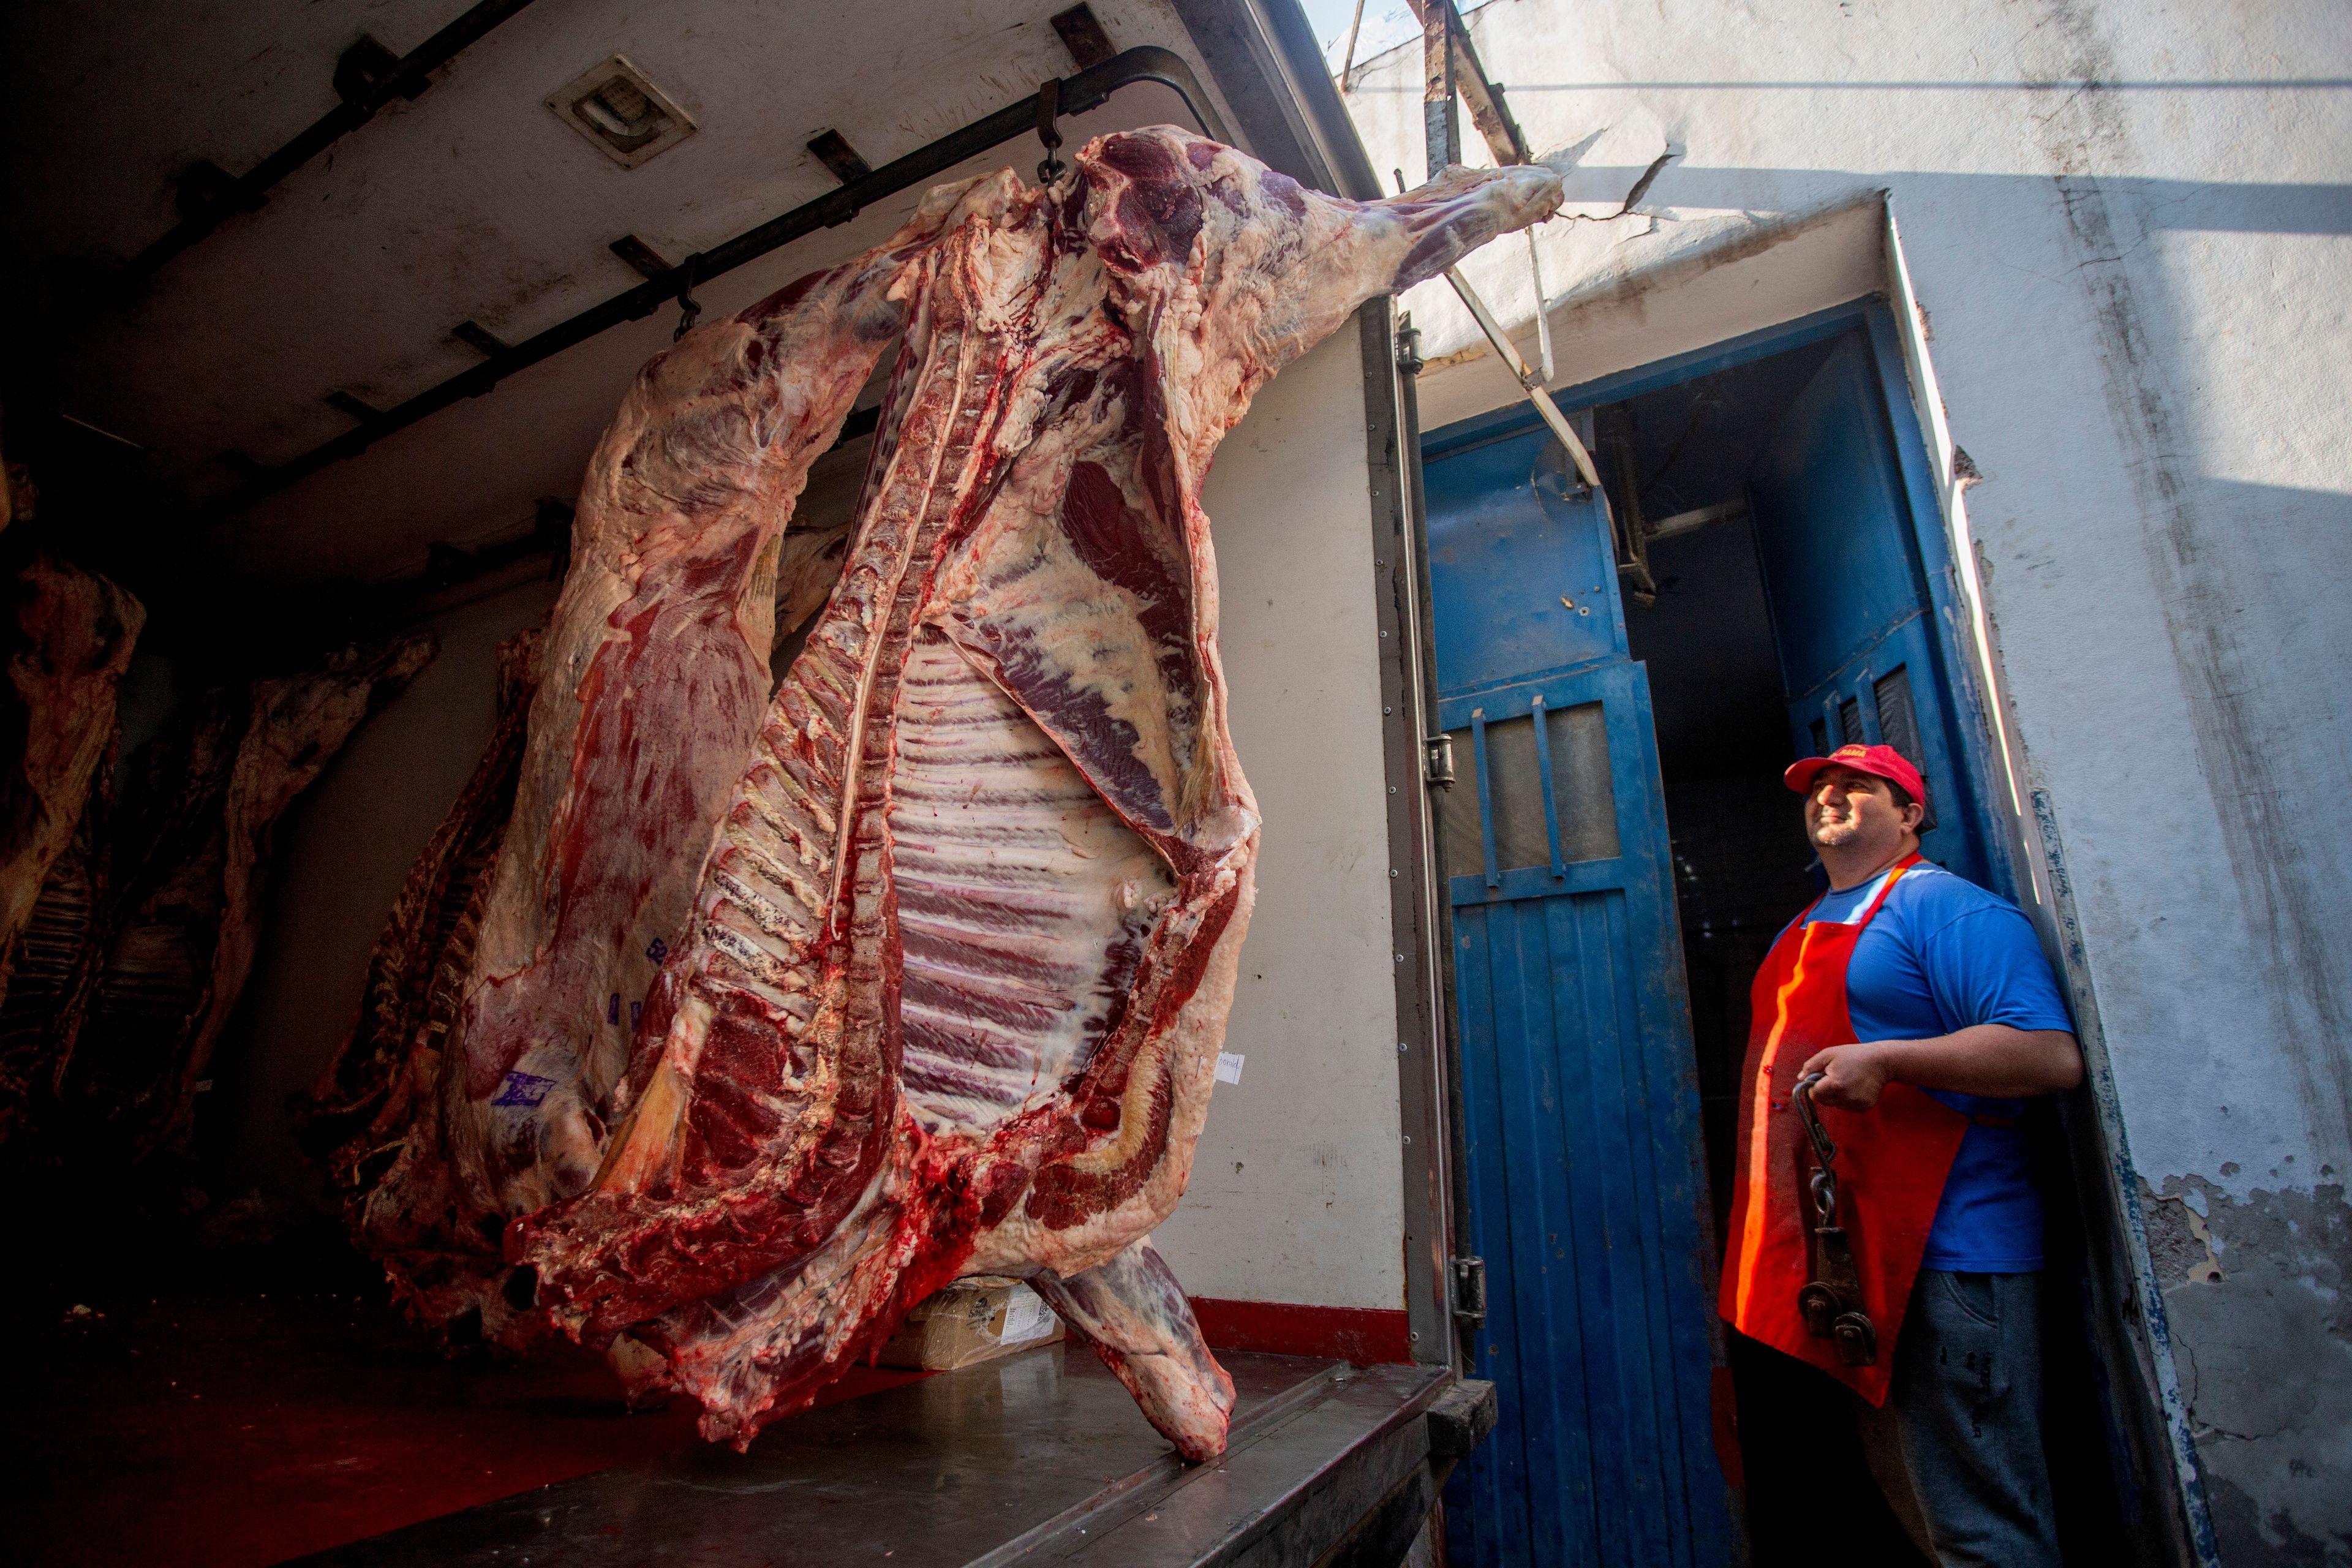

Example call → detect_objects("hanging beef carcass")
295 628 542 1215
355 129 1561 1457
0 557 143 1007
0 556 142 1145
1 636 434 1178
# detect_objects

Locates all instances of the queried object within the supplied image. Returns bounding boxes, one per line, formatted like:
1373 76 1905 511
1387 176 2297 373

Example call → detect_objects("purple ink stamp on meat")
492 1070 557 1108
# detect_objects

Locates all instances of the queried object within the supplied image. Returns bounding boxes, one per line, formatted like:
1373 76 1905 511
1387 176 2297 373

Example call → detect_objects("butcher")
1719 742 2082 1565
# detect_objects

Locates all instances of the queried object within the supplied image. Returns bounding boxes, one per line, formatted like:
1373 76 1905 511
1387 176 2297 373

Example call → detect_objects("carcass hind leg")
1032 1238 1235 1461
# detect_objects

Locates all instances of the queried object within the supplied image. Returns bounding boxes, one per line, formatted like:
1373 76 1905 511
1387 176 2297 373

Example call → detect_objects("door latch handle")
1450 1256 1487 1327
1423 733 1457 789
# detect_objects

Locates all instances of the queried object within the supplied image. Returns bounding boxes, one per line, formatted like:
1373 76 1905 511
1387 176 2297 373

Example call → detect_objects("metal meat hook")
673 256 703 342
1035 77 1066 185
1792 1069 1840 1174
1792 1070 1879 1366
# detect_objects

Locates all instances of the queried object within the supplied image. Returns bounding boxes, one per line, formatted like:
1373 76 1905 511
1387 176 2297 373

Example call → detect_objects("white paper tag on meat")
1001 1286 1055 1344
1215 1052 1245 1085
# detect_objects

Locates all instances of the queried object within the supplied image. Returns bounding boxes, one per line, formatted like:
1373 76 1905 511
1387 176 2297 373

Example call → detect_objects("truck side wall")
1159 323 1411 1313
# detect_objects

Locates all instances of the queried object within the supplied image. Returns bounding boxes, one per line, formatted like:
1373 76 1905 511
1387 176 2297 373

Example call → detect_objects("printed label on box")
1002 1289 1056 1344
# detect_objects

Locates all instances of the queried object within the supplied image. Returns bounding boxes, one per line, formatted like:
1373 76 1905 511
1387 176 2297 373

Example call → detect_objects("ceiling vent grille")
547 56 697 168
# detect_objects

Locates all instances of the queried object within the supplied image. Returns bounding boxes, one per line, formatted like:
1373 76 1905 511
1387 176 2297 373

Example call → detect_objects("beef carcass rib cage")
359 129 1560 1457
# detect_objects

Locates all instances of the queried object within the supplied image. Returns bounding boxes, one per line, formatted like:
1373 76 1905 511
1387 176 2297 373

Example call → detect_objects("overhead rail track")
202 45 1230 524
126 0 547 292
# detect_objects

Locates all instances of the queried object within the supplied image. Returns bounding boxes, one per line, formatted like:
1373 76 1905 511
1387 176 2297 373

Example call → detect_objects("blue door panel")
1747 332 1992 886
1746 336 1928 701
1428 437 1623 698
1547 889 1673 1567
1485 899 1599 1561
1427 418 1736 1567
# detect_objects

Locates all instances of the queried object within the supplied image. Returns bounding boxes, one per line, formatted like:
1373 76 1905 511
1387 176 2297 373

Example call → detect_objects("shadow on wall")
1523 167 2352 238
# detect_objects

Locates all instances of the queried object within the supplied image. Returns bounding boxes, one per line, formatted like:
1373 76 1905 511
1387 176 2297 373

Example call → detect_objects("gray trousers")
1856 1269 2064 1568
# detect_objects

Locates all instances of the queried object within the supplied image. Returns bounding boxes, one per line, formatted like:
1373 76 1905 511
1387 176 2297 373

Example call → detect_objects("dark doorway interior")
1598 339 1932 1566
1606 341 1828 1248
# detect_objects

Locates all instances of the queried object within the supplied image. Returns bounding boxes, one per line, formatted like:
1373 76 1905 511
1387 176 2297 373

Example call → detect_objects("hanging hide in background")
0 555 141 1148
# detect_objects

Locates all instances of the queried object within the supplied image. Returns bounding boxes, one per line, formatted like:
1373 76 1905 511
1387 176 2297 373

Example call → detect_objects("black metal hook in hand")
1035 77 1066 185
1791 1070 1877 1365
1792 1071 1839 1169
1793 1072 1842 1228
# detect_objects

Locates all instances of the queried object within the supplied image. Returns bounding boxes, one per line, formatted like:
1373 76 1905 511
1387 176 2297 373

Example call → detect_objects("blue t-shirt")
1796 861 2072 1272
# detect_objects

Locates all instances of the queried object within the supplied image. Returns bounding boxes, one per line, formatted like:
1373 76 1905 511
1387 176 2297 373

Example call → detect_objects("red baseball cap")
1784 742 1927 806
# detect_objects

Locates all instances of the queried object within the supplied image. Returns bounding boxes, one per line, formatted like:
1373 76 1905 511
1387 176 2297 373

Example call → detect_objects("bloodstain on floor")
3 1243 924 1567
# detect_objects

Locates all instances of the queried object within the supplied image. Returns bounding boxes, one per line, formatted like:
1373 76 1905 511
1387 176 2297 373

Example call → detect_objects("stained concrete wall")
1339 2 2350 1559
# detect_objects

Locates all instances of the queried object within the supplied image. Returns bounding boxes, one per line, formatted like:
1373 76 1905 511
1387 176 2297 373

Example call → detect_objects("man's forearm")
1872 1025 2083 1098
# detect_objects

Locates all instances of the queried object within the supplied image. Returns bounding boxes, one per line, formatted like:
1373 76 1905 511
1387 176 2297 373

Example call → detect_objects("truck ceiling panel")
2 0 1242 593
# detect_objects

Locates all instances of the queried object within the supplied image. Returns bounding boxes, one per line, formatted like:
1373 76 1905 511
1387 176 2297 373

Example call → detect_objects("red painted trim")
1189 1297 1414 1365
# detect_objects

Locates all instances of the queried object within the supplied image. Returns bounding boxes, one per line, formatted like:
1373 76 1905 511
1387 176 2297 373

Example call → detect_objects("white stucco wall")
1341 2 2351 1558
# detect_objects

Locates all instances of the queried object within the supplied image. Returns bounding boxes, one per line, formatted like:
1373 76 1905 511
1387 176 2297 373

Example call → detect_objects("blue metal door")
1746 332 1992 886
1427 421 1738 1566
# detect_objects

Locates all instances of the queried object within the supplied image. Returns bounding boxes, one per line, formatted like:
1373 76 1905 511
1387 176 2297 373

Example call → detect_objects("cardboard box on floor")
877 1276 1064 1371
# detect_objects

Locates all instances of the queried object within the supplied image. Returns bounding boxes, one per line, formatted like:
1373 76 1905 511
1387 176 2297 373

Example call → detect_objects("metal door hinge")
1423 733 1457 789
1450 1256 1487 1327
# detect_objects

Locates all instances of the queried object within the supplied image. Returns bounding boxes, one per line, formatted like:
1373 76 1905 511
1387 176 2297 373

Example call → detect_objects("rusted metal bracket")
1406 0 1530 170
1035 77 1068 184
1423 732 1457 789
1421 2 1460 176
1449 1255 1487 1327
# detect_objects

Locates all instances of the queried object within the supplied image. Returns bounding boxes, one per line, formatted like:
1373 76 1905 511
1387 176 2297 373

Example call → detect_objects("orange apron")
1717 853 1969 1406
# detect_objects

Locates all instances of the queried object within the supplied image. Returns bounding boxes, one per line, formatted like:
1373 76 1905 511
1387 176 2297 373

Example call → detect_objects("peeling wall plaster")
1342 1 2351 1559
2147 1178 2352 1562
